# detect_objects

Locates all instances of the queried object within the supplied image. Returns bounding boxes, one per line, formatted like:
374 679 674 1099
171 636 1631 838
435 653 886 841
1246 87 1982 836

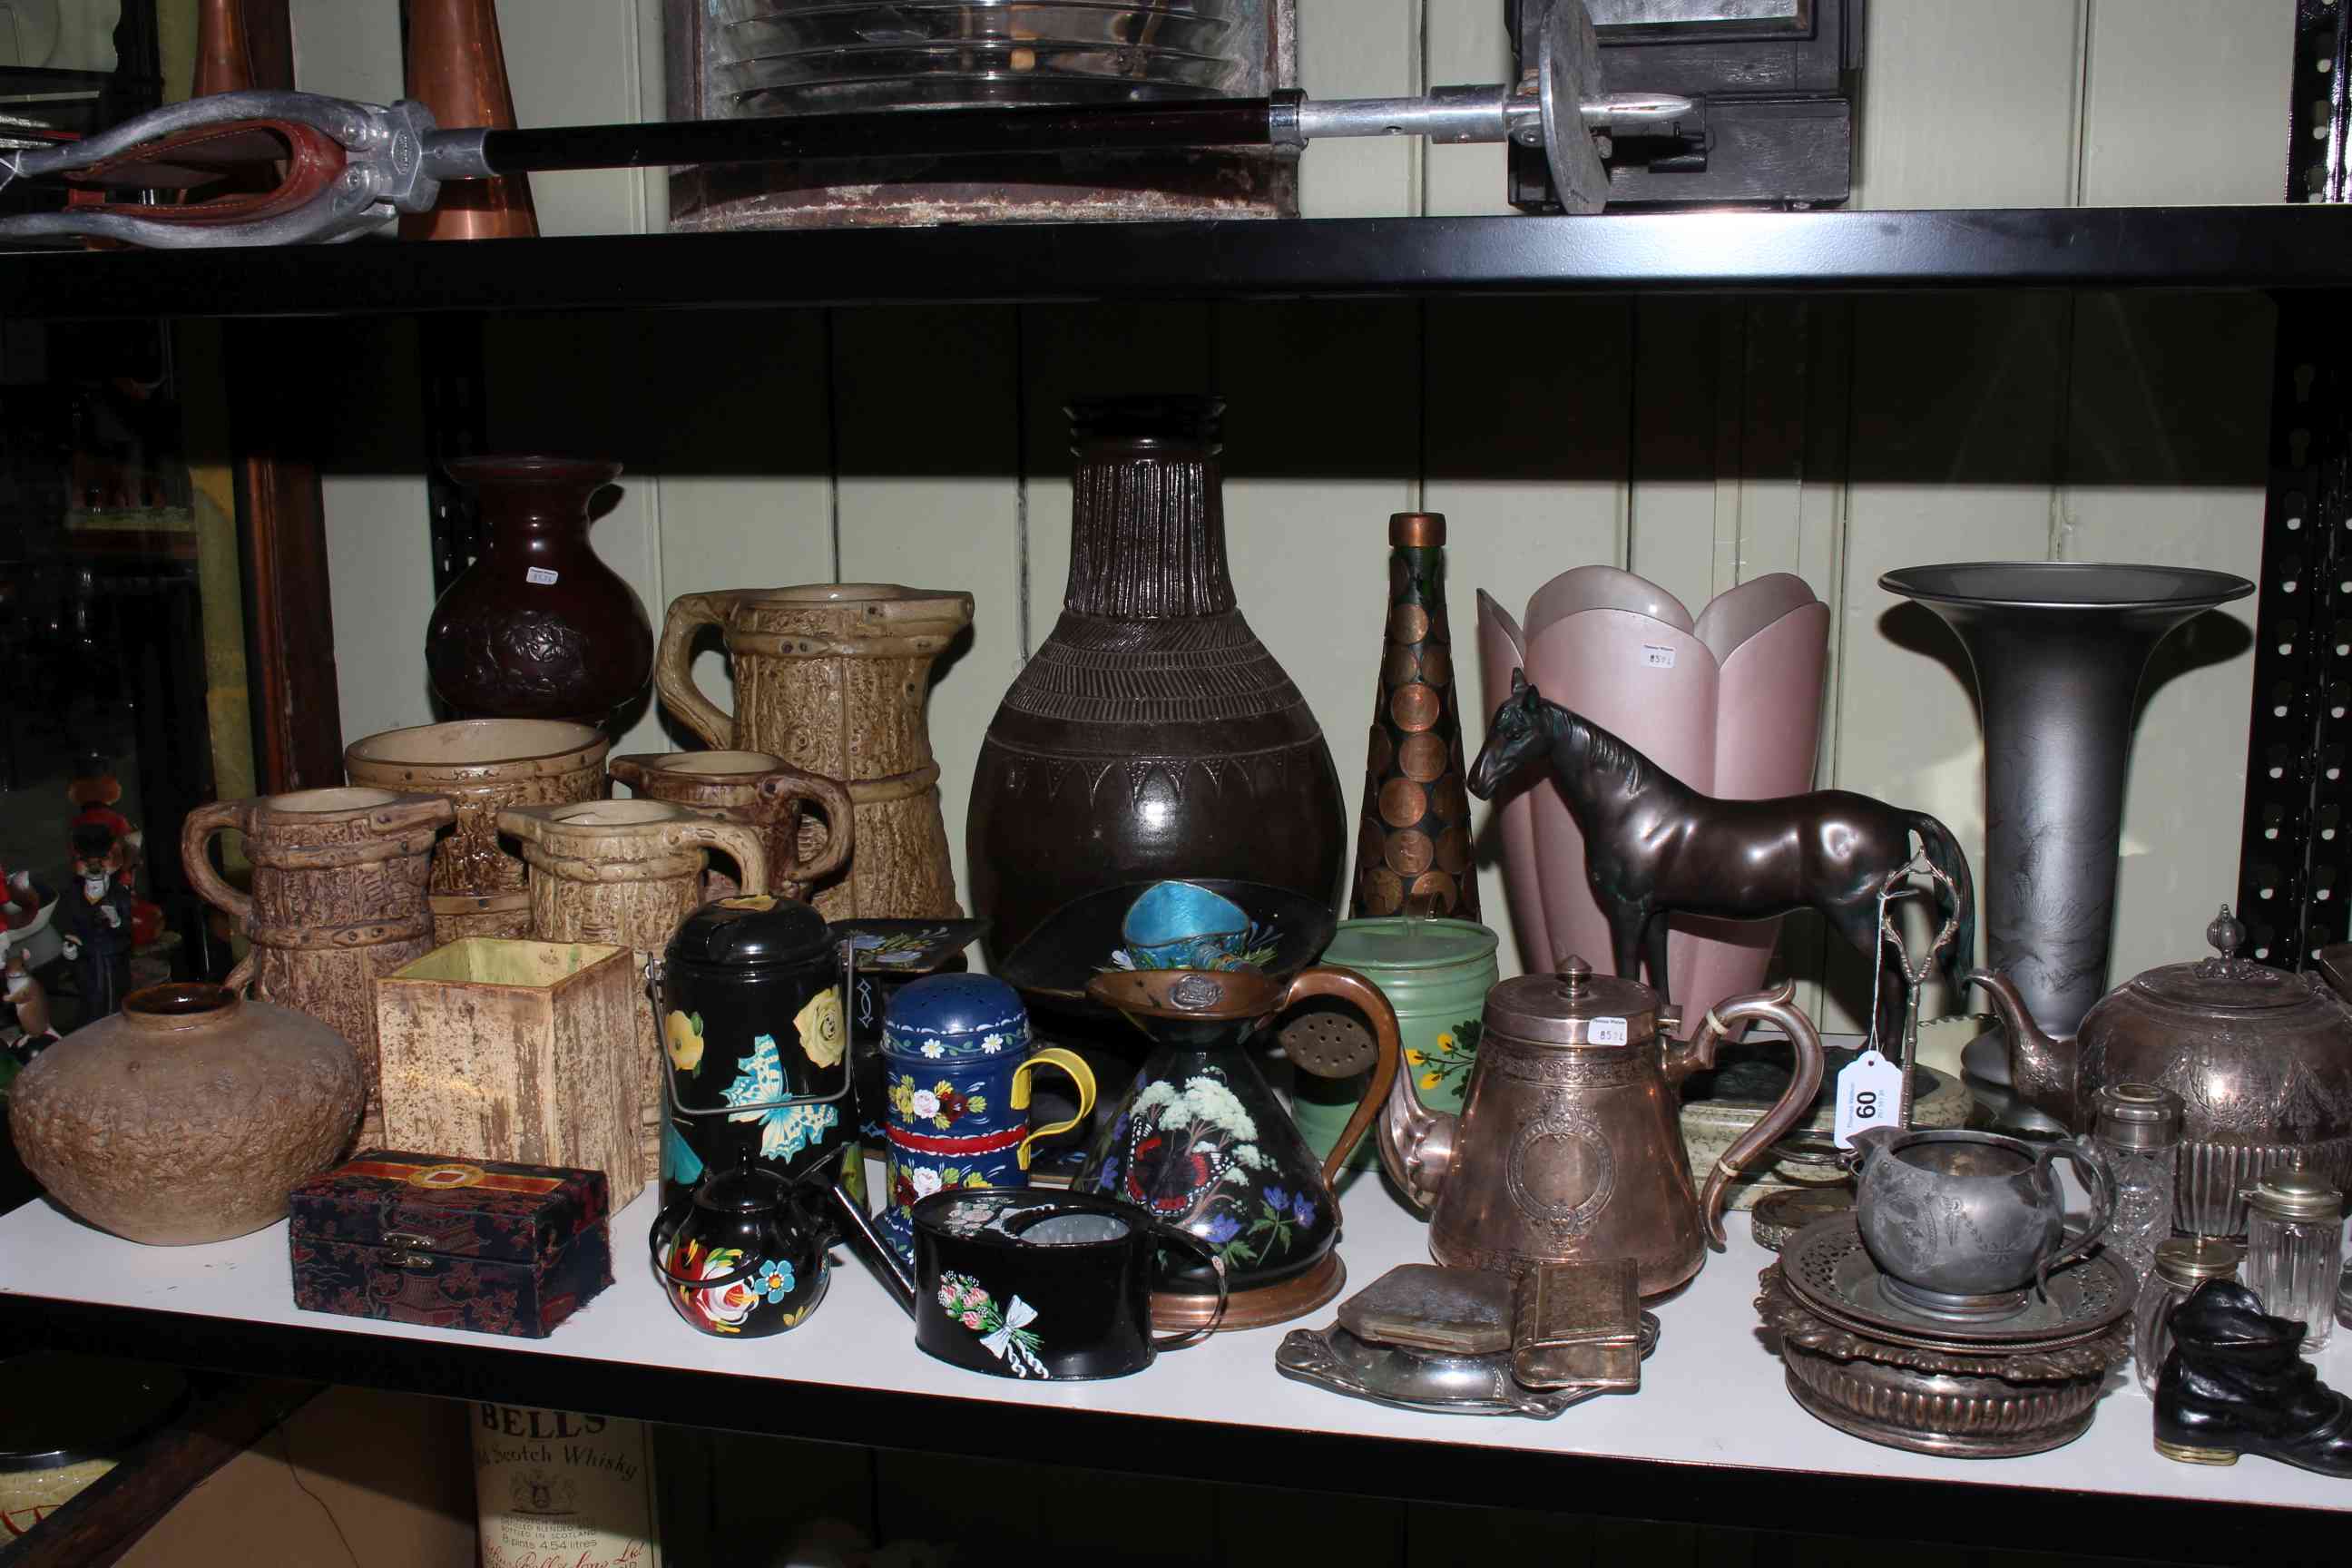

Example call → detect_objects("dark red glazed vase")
426 456 653 730
967 396 1345 960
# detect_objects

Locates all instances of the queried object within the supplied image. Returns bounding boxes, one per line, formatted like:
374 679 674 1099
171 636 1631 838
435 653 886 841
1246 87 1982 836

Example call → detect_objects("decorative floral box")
288 1151 612 1338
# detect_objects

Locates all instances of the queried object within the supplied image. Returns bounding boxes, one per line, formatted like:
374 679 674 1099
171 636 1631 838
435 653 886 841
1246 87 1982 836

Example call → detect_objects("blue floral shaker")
879 975 1095 1261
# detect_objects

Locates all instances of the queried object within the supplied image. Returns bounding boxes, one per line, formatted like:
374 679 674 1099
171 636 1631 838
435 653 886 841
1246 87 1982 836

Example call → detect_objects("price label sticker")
1589 1015 1628 1046
1832 1048 1905 1149
1641 643 1677 669
525 566 560 586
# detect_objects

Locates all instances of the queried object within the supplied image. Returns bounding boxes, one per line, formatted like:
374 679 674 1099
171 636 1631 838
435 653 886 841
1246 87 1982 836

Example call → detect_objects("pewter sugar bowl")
1377 956 1826 1297
1972 908 2352 1235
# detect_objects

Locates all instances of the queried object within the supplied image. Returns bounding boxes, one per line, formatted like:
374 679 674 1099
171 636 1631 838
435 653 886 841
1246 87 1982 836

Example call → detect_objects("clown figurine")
1 936 58 1066
56 821 135 1023
67 754 161 946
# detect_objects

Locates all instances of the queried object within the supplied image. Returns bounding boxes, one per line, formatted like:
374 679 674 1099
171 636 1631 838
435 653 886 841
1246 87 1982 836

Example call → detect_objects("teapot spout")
1375 1051 1455 1212
1965 968 2079 1126
826 1177 918 1320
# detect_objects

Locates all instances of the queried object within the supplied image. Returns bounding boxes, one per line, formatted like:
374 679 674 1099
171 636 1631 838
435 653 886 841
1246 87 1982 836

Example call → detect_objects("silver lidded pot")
1970 907 2352 1237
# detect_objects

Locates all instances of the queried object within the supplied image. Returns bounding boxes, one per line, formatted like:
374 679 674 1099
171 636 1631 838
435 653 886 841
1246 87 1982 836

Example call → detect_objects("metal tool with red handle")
0 1 1687 248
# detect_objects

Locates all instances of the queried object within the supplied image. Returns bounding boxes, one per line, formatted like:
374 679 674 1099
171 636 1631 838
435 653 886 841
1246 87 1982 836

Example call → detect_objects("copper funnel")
400 0 539 241
193 0 255 96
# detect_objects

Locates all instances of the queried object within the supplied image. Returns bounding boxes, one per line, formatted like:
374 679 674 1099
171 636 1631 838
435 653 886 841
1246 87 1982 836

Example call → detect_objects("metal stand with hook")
1862 850 1965 1132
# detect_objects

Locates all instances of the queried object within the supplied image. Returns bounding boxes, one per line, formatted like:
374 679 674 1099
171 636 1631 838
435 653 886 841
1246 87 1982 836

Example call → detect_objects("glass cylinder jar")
2091 1081 2184 1291
2242 1164 2345 1355
2134 1236 2243 1396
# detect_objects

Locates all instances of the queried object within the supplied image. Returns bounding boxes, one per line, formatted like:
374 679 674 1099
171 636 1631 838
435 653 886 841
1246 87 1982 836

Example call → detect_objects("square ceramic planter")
375 939 644 1206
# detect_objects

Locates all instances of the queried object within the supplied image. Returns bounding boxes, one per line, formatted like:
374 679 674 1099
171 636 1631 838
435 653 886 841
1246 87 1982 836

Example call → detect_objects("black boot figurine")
2154 1279 2352 1476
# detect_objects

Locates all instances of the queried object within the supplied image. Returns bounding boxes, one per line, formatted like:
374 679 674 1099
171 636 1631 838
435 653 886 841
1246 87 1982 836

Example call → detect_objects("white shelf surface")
4 1172 2348 1514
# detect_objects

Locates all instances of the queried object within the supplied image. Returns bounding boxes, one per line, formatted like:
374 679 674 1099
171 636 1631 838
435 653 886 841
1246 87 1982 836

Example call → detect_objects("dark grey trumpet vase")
1878 563 2252 1054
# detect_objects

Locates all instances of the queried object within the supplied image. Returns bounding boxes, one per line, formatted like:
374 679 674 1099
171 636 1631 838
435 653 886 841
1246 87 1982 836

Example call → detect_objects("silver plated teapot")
1849 1127 2113 1322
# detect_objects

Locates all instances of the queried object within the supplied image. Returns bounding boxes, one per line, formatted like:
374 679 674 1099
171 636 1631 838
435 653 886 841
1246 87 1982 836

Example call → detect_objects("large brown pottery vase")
426 457 654 731
499 799 771 1189
180 786 456 1148
968 395 1345 960
654 584 972 919
608 750 853 902
344 719 611 942
9 981 362 1244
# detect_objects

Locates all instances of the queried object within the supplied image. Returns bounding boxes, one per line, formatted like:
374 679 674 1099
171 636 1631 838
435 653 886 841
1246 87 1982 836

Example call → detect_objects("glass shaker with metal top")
2242 1162 2346 1355
2092 1081 2184 1290
2134 1236 2243 1396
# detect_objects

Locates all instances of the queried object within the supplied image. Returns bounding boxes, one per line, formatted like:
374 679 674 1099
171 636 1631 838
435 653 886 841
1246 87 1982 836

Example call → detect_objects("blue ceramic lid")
666 893 831 969
884 974 1029 1057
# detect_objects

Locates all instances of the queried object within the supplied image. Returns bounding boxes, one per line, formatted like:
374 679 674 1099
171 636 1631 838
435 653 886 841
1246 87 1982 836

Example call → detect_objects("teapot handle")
2034 1139 2115 1295
1672 980 1826 1250
1147 1221 1230 1352
647 1198 766 1292
1279 965 1403 1204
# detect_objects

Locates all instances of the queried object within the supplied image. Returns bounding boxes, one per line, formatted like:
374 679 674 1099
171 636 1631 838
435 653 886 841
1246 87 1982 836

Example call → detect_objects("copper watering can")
1377 956 1826 1297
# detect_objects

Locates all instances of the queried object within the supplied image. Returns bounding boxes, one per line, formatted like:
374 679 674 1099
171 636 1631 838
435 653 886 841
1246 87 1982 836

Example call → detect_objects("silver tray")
1780 1216 2131 1349
1274 1315 1660 1421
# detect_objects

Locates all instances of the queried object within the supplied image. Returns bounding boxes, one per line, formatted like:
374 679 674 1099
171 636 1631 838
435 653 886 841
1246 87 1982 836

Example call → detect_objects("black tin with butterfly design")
652 895 855 1217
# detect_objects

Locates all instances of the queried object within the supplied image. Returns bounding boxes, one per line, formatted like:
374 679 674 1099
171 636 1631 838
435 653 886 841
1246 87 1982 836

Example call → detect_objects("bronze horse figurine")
1469 671 1974 1049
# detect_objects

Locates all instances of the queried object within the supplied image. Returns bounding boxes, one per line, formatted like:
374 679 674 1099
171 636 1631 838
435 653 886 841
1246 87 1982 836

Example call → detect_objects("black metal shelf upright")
2237 0 2352 968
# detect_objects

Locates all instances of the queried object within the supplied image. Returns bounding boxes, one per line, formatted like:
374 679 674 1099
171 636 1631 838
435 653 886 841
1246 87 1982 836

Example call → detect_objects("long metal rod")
446 87 1688 181
460 95 1285 177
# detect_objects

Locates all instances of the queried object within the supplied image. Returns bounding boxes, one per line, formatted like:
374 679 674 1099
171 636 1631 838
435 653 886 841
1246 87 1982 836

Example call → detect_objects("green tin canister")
1288 917 1500 1165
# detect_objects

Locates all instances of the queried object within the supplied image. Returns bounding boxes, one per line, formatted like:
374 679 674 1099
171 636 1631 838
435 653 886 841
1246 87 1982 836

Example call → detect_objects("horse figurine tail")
1907 810 1976 992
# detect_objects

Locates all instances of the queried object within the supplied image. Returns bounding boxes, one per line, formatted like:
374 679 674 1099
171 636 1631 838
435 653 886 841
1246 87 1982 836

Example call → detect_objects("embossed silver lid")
1482 956 1658 1048
2152 1236 2243 1289
2243 1163 2343 1224
2092 1082 2184 1151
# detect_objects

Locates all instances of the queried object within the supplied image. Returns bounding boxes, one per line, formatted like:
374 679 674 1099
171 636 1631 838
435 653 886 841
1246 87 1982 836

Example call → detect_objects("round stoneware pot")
9 981 362 1244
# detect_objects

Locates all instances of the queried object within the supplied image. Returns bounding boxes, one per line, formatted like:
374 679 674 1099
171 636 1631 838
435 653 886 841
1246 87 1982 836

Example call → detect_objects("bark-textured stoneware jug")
1378 956 1825 1297
607 750 853 902
501 799 771 1191
967 397 1345 964
181 786 455 1146
344 718 611 942
654 584 972 920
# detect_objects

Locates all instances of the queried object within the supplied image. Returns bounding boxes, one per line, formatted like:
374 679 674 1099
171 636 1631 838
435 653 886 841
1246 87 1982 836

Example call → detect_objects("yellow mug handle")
1012 1046 1097 1171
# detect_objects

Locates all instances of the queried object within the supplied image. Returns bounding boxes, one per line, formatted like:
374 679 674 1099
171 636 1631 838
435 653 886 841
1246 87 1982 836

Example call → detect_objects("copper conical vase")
401 0 538 240
194 0 255 95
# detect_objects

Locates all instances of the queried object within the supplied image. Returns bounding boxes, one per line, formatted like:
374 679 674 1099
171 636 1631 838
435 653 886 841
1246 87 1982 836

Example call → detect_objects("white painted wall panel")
1422 0 1517 216
832 309 1024 918
1854 0 2085 209
497 0 648 236
2080 0 2295 206
1296 0 1421 216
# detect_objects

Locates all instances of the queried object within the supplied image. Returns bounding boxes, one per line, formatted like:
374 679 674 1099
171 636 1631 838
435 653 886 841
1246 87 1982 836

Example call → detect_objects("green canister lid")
1319 916 1499 975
